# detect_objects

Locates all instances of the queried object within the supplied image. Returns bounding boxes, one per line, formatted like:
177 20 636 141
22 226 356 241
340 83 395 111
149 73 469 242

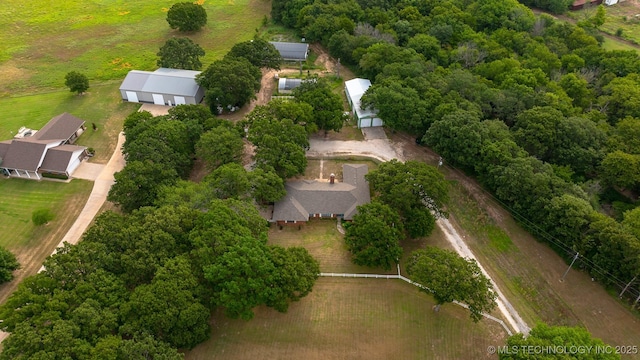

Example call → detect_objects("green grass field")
186 278 507 360
0 82 138 163
0 178 93 250
0 0 271 94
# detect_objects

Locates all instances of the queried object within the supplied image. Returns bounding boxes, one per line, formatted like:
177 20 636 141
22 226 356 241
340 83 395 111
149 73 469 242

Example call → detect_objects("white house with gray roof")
0 113 87 180
272 164 371 226
119 68 205 106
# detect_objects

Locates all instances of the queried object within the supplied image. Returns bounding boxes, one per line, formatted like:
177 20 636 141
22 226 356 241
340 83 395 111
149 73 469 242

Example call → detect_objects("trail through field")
437 218 530 334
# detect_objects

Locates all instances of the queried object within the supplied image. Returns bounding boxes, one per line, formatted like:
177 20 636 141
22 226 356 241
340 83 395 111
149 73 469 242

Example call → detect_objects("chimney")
330 173 335 184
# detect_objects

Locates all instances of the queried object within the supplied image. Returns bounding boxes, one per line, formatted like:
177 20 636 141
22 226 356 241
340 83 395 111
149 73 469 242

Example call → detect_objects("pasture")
186 278 507 360
0 0 270 94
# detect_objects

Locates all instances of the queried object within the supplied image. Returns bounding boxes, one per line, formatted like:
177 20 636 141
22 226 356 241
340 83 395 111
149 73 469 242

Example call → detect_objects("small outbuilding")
278 78 303 94
119 68 204 106
269 41 309 62
345 78 383 128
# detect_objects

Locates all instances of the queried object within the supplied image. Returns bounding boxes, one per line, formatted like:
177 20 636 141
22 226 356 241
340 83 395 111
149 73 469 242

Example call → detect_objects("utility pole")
561 252 579 282
619 276 637 298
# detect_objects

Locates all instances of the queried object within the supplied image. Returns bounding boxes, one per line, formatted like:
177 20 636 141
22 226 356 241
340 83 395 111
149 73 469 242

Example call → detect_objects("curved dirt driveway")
308 136 530 335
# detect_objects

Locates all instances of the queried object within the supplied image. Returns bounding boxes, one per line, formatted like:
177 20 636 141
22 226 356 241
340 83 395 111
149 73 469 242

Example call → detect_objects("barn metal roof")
119 68 202 97
269 42 309 61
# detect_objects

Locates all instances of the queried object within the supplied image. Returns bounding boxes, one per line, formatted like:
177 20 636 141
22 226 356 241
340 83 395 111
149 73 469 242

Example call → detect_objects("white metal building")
344 78 383 128
119 68 205 106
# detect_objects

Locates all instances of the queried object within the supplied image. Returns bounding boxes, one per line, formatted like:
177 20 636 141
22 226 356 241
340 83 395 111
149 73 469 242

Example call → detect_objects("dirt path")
308 135 529 335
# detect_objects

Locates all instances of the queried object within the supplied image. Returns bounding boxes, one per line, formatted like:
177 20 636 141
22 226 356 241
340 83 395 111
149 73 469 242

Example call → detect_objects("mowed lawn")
186 278 507 360
0 0 270 94
0 82 138 163
0 178 93 250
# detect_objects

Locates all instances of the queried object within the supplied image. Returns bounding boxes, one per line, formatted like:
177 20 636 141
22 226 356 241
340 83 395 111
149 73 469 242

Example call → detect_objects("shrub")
0 246 19 284
32 208 54 225
616 28 623 37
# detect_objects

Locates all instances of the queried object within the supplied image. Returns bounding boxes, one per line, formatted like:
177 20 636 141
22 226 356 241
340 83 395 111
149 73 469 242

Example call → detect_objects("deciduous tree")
166 2 207 32
345 201 403 270
406 247 497 322
157 37 205 70
0 246 19 284
196 57 261 113
226 38 282 70
65 71 89 94
196 126 244 171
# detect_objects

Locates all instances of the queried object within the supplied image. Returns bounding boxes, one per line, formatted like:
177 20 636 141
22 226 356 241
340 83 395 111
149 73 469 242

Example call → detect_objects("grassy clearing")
0 178 93 250
602 37 640 53
0 82 138 163
0 0 270 94
268 220 395 274
186 278 507 360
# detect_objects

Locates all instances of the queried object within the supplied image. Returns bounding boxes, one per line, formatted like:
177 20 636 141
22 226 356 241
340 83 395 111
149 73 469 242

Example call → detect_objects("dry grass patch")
186 278 507 360
268 220 394 274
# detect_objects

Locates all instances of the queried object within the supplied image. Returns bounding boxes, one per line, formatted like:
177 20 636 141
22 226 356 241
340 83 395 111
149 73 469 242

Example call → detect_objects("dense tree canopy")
501 324 621 360
166 2 207 32
367 160 448 238
407 247 497 322
196 57 261 113
292 78 345 134
196 125 244 171
345 201 403 270
157 37 205 70
226 38 282 70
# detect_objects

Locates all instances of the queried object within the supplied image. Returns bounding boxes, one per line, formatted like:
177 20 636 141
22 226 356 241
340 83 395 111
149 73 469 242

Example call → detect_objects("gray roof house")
272 164 371 225
119 68 205 106
0 113 87 180
269 42 309 62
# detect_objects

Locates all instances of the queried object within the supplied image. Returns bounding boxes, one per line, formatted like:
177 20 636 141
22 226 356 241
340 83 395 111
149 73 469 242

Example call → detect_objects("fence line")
319 272 513 336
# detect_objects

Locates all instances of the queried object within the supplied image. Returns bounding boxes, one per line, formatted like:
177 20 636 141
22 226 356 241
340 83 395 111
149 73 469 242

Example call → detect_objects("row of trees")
271 0 640 301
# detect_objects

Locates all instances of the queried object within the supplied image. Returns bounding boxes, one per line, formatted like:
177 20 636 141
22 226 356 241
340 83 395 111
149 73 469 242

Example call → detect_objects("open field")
0 178 93 303
391 132 640 355
0 0 270 94
0 82 138 163
186 278 507 360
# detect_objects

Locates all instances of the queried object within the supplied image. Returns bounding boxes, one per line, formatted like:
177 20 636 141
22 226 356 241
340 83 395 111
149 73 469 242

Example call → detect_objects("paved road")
309 131 529 335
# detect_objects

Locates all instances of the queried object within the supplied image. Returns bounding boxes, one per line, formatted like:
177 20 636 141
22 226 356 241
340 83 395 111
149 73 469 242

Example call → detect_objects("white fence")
319 272 513 336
